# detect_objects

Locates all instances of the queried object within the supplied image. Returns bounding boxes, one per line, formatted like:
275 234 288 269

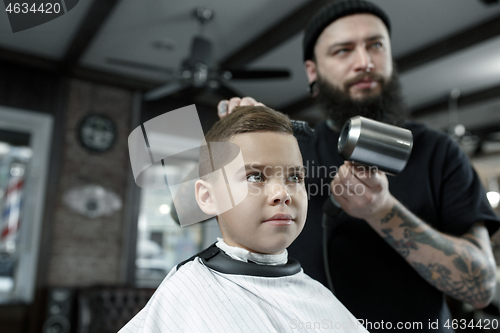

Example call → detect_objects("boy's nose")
268 184 291 205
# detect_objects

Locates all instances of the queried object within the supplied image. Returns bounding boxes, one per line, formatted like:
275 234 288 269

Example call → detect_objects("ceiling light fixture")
487 177 500 208
487 191 500 208
159 204 171 215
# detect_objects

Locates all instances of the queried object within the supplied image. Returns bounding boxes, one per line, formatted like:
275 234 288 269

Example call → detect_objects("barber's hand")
217 97 266 120
330 161 396 223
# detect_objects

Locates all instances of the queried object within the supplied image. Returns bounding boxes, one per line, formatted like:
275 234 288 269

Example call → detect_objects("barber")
217 1 499 331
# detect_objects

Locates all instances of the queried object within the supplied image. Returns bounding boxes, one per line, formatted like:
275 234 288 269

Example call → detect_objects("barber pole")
1 165 25 244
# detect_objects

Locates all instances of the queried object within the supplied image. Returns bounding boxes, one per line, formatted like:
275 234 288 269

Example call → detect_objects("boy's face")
214 132 307 255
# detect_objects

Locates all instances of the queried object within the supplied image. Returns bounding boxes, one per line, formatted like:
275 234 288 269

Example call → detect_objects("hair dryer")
323 116 413 217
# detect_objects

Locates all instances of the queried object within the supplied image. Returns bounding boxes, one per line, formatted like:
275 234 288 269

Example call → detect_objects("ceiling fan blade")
188 36 212 66
143 81 189 101
226 69 290 80
107 57 176 75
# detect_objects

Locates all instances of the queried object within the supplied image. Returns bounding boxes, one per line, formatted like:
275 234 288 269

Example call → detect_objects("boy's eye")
247 173 265 183
288 173 304 183
372 42 382 49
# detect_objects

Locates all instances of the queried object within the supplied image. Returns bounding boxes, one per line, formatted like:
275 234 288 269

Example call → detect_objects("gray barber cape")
119 244 368 333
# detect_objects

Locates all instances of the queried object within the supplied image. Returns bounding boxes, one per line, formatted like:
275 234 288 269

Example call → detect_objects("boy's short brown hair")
199 106 294 179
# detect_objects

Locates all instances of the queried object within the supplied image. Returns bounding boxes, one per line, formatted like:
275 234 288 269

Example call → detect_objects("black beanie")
303 0 391 62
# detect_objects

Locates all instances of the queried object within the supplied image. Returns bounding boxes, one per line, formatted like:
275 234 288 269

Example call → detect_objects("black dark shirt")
288 120 500 332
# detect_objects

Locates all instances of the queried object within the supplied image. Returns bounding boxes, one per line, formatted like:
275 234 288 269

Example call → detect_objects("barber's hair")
199 106 293 179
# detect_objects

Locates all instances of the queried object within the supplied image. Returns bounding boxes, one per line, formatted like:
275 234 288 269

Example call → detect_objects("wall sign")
78 114 117 153
63 184 122 219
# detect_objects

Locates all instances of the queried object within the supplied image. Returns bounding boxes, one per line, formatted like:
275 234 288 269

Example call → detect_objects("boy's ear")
195 179 217 216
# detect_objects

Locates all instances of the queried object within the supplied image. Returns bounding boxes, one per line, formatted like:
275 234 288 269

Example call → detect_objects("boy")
119 106 367 332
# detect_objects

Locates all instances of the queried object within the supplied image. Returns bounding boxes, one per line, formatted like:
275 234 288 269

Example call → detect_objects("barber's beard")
315 69 408 130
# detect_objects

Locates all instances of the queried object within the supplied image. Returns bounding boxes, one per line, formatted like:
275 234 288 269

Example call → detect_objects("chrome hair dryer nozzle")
338 116 413 175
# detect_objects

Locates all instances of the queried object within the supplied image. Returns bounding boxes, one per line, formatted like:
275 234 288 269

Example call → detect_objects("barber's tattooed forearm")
462 235 481 249
380 204 494 305
381 229 417 257
408 228 456 255
412 251 494 305
380 206 397 223
381 205 455 255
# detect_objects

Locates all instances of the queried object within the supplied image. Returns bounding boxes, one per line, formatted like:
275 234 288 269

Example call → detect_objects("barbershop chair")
77 286 155 333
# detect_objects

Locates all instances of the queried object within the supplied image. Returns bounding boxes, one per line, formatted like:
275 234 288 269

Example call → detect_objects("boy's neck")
216 238 288 265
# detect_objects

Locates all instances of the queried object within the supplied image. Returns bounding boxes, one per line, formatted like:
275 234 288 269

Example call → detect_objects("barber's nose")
268 184 291 206
353 47 374 72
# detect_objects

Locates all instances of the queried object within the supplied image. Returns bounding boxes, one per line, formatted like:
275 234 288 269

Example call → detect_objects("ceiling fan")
107 7 291 101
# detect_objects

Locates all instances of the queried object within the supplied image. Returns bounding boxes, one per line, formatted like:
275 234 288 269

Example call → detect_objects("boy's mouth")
263 214 294 226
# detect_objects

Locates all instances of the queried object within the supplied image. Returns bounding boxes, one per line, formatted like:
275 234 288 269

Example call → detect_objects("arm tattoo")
412 248 495 305
380 205 494 305
381 229 418 258
381 206 398 224
462 234 482 249
380 205 456 255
